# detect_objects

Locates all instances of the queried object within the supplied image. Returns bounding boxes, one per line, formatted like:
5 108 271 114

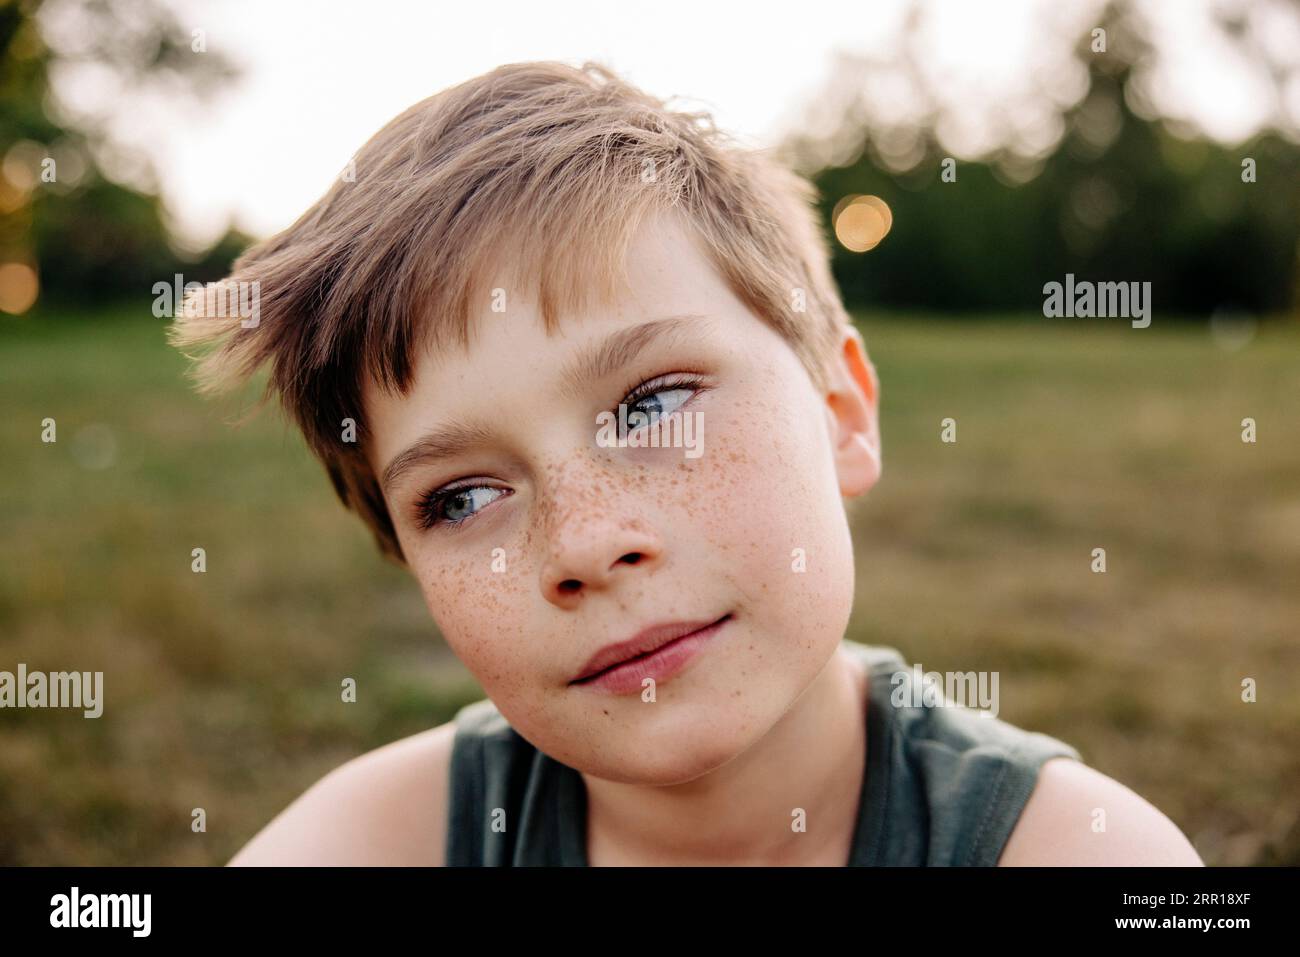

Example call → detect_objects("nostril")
618 552 643 566
558 579 582 593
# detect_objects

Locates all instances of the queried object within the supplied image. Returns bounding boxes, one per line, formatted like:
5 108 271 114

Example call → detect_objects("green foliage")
807 4 1300 317
0 0 248 305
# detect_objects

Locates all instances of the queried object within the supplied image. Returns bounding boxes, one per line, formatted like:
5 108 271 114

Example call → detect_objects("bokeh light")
0 262 39 314
833 194 894 252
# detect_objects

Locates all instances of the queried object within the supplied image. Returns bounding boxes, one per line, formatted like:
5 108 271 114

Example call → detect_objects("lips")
569 615 732 684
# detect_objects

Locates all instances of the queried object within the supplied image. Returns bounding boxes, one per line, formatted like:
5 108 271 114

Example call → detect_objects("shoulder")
998 757 1204 866
226 720 459 866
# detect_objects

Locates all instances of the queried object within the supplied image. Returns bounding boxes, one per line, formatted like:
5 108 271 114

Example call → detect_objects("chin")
580 738 744 787
570 698 785 786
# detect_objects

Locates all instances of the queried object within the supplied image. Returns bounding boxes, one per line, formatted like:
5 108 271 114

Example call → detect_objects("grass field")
1 306 1297 865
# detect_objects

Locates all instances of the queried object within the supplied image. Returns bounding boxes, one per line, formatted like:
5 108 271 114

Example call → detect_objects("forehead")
363 208 735 423
473 208 722 357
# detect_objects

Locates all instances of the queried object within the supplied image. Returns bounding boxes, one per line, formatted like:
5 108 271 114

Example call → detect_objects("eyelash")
411 371 710 532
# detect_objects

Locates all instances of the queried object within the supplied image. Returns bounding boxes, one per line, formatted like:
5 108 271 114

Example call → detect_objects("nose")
537 472 664 609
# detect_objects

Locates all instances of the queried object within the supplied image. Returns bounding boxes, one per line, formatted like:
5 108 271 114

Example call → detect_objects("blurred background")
0 0 1297 865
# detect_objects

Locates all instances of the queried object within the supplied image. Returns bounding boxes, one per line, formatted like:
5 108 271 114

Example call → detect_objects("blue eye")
620 378 704 438
417 484 506 530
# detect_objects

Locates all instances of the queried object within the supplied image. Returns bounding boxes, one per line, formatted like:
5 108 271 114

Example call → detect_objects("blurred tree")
787 0 1300 318
0 0 250 311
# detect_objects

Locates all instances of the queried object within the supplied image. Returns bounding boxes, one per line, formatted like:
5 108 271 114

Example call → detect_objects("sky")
40 0 1300 250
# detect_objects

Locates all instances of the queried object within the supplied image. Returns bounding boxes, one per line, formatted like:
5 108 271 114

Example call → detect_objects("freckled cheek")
411 552 526 682
689 393 848 602
690 394 829 533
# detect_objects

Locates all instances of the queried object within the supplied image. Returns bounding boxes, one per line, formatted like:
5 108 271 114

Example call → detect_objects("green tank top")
444 639 1083 865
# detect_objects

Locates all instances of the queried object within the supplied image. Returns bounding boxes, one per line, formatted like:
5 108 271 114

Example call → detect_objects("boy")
171 61 1202 866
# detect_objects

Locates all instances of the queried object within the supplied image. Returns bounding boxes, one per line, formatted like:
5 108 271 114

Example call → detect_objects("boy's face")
364 209 881 785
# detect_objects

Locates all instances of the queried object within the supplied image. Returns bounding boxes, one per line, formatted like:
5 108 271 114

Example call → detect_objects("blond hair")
169 60 851 564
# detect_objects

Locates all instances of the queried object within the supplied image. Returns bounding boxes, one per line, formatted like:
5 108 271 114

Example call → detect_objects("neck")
581 644 869 866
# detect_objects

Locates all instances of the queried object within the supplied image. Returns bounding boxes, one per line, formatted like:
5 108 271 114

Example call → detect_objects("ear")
822 325 881 498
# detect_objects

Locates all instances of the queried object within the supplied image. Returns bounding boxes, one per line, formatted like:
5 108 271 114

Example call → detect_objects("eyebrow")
379 313 709 496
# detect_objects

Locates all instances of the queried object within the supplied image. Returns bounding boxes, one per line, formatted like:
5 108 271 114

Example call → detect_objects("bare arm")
999 757 1204 866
